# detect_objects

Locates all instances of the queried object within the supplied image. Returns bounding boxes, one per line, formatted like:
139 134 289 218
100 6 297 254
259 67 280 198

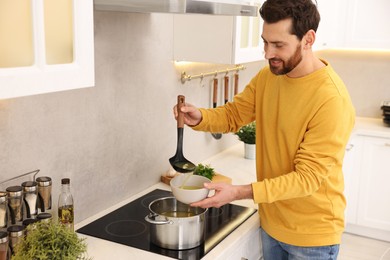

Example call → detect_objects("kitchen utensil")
211 78 222 139
169 95 196 173
224 75 229 104
234 72 239 96
145 197 207 250
170 174 211 204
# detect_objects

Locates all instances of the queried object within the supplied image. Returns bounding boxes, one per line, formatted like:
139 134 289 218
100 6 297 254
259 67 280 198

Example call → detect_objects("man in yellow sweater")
174 0 355 259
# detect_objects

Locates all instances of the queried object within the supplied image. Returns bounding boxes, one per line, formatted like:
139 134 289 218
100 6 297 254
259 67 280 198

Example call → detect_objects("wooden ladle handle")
234 73 239 95
177 95 185 128
224 75 229 103
213 78 218 106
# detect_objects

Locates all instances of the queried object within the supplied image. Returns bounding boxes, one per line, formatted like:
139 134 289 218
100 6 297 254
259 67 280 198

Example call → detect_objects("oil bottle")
58 178 74 231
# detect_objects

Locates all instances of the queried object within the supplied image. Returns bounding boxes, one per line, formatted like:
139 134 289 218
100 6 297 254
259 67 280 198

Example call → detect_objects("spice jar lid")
0 231 8 243
23 218 39 227
37 212 52 220
0 191 6 203
36 176 52 186
7 225 25 237
6 186 23 197
22 181 38 192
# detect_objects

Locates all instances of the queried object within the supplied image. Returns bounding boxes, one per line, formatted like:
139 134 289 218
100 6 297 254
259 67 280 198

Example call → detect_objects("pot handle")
145 213 173 225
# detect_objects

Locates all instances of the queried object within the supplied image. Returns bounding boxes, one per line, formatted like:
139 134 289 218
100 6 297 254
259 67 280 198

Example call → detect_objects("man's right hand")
173 102 202 127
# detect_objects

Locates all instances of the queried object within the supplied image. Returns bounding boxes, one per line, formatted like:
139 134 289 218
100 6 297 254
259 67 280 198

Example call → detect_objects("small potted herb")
13 221 90 260
193 164 216 180
235 121 256 159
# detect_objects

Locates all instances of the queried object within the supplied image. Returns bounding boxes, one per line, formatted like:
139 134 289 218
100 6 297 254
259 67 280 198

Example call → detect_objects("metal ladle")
169 95 196 173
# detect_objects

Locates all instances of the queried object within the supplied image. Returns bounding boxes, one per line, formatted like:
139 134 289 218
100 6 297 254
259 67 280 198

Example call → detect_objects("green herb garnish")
193 163 216 180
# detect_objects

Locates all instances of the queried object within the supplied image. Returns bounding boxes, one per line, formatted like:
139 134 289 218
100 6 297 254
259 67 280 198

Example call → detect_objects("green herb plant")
193 163 216 180
13 221 90 260
235 121 256 144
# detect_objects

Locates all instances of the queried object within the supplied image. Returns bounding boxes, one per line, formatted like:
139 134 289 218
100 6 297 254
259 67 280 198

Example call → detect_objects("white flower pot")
244 143 255 160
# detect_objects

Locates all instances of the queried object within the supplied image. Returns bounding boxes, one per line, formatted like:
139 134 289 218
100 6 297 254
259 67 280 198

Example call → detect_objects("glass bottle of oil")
58 178 74 231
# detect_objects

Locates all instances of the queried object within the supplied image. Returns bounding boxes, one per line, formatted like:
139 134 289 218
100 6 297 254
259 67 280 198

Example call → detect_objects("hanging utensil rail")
180 64 245 84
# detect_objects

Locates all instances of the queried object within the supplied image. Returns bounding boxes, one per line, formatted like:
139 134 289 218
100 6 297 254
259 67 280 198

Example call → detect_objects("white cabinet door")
315 0 347 50
357 136 390 231
344 0 390 50
173 2 264 64
0 0 94 99
343 135 363 225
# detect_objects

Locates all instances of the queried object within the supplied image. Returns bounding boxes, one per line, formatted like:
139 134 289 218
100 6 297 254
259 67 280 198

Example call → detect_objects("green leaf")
193 163 216 180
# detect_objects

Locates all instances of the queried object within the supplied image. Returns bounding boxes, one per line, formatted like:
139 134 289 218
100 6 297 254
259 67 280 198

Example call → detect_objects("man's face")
261 19 303 76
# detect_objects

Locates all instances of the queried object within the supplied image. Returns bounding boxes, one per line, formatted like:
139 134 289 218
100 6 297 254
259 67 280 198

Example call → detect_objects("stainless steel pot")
145 197 207 250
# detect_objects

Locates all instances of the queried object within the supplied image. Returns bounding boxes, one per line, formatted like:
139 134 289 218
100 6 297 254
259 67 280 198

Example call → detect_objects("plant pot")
244 143 255 160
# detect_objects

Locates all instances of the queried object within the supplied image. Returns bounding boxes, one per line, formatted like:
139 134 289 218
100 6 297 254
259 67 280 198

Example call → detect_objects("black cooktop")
77 189 257 259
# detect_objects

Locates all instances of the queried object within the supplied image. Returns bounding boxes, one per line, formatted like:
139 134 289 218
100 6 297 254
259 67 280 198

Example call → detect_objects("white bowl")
170 174 211 204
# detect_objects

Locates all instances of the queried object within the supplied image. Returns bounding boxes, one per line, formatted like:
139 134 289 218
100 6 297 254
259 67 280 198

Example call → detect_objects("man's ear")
303 29 316 49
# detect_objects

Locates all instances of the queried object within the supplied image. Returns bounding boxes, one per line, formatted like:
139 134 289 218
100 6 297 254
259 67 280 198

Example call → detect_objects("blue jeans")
261 229 340 260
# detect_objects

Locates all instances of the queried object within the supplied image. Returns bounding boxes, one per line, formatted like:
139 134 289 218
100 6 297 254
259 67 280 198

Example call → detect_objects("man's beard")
269 44 303 75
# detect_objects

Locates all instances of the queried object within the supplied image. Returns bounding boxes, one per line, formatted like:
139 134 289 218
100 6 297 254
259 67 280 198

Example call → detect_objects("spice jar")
36 177 52 212
21 181 38 218
0 231 9 260
0 192 6 228
7 225 24 256
6 186 23 224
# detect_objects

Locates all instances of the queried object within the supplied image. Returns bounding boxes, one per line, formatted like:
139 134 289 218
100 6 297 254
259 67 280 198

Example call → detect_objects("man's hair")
259 0 320 40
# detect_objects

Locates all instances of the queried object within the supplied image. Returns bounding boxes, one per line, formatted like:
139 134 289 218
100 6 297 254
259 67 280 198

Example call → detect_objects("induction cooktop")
77 189 257 259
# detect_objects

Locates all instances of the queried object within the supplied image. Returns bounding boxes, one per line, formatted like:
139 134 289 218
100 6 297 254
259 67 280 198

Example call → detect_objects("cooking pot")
145 197 207 250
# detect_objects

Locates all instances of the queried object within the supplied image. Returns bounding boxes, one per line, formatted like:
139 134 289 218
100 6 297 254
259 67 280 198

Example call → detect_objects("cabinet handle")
346 144 354 151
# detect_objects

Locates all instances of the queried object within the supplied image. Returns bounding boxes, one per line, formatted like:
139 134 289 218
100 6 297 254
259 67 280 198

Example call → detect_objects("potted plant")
235 121 256 159
13 221 90 260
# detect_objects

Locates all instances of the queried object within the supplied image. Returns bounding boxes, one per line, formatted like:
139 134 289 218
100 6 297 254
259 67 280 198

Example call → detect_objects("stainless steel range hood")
94 0 259 17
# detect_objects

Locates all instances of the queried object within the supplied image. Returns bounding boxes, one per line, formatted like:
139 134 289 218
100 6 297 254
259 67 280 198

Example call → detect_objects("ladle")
169 95 196 173
211 78 222 140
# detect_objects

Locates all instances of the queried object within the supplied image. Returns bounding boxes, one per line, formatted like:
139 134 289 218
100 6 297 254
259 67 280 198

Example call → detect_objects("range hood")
94 0 259 17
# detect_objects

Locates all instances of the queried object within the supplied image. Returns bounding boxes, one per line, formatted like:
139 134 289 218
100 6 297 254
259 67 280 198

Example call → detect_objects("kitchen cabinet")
314 0 347 50
343 127 390 242
357 135 390 231
0 0 94 99
343 0 390 50
215 226 262 260
315 0 390 51
173 1 264 64
342 135 363 225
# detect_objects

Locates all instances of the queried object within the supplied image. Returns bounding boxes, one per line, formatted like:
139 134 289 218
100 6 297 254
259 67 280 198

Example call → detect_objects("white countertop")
353 117 390 138
75 144 259 260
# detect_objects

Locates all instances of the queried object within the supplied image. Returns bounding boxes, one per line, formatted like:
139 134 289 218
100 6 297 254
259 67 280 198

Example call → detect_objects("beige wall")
0 12 388 223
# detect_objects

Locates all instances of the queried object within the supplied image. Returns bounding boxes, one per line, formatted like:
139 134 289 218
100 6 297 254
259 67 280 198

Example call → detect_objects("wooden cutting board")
161 173 232 185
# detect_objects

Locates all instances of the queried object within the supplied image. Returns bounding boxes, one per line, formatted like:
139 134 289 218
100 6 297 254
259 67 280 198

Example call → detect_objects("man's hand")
190 182 253 208
173 102 202 127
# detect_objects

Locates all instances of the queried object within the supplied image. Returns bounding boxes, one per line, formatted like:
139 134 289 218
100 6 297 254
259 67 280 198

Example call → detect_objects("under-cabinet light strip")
180 64 245 84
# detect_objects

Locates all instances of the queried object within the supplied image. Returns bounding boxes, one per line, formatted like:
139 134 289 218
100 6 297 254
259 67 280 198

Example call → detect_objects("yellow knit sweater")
193 61 355 246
